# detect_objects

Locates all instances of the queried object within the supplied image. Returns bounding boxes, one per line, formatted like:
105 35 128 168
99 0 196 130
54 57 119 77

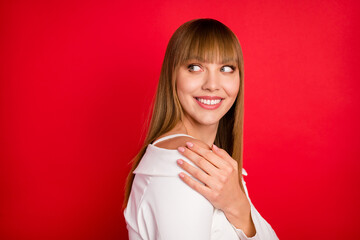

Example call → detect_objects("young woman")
123 18 279 240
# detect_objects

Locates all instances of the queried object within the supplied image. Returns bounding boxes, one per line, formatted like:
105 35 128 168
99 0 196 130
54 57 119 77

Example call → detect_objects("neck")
174 117 219 148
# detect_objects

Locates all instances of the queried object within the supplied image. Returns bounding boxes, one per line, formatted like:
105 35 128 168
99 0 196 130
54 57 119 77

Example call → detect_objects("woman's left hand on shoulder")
176 141 251 219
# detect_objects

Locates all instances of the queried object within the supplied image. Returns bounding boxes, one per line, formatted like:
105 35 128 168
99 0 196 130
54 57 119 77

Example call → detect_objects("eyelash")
221 65 236 72
187 64 236 72
187 64 202 72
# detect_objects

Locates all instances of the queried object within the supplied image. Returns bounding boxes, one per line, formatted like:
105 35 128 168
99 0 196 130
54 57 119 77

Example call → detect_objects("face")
176 59 240 127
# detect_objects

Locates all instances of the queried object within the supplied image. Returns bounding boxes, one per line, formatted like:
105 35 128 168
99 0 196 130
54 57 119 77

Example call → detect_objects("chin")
194 116 222 126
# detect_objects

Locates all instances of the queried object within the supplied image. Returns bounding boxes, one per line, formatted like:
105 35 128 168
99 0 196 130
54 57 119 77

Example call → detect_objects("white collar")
133 144 248 177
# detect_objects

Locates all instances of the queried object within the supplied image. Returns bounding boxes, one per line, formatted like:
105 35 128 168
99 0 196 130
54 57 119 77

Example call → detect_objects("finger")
177 159 218 189
177 146 219 176
212 144 238 170
178 171 212 199
185 142 229 169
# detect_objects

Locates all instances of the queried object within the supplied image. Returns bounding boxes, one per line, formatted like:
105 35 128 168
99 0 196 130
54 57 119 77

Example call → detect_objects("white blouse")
124 134 279 240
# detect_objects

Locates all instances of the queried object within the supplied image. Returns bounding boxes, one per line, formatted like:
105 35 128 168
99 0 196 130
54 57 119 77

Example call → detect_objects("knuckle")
191 171 199 178
190 182 197 190
216 182 224 192
219 148 227 155
224 165 233 174
230 156 235 162
198 158 207 168
195 155 203 163
232 160 238 168
186 177 194 186
218 175 227 184
212 191 220 200
203 150 212 159
193 169 202 179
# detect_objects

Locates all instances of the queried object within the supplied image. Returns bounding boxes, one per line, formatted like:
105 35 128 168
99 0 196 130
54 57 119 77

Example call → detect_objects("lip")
195 96 223 100
194 96 224 110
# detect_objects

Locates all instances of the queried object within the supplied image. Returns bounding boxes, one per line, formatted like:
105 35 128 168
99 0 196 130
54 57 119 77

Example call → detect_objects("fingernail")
179 173 185 178
212 144 219 151
178 147 185 152
177 159 183 165
186 142 193 148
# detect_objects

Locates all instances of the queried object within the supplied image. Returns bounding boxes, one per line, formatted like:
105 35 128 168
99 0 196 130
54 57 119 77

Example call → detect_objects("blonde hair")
123 18 245 208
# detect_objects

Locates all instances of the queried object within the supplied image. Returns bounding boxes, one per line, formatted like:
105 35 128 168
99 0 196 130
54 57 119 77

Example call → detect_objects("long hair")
123 18 245 208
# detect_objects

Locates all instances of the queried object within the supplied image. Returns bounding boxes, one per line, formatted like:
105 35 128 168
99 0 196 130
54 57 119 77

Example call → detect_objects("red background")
1 0 359 239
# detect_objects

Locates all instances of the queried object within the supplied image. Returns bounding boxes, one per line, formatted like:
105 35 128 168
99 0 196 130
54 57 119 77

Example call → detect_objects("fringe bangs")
174 19 240 67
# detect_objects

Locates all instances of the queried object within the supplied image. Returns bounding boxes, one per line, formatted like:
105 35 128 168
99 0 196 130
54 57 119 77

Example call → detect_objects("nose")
202 70 220 92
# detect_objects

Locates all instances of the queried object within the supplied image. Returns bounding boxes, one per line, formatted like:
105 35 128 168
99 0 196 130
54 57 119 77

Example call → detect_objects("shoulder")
135 133 211 177
126 174 213 239
153 134 211 150
134 174 214 239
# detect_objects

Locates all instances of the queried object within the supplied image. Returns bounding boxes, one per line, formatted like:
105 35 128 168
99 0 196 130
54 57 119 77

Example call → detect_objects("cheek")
176 73 200 98
176 74 191 109
224 76 240 98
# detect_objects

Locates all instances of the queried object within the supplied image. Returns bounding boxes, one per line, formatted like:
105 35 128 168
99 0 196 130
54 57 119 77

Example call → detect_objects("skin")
166 59 256 237
175 59 239 146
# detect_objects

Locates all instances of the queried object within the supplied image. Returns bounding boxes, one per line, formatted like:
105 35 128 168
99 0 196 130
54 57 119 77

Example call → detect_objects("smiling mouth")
195 97 223 105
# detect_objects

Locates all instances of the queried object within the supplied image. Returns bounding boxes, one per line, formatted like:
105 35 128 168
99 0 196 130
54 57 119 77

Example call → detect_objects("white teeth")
196 98 222 105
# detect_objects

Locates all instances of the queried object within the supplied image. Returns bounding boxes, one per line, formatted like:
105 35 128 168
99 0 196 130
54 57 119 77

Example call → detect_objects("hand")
176 141 250 219
176 141 256 236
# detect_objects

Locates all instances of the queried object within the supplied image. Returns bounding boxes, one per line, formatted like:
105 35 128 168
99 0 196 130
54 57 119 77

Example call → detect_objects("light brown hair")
123 18 245 208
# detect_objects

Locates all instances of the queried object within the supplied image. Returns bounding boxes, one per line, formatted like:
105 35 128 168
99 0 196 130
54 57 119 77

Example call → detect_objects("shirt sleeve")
231 179 279 240
135 175 214 240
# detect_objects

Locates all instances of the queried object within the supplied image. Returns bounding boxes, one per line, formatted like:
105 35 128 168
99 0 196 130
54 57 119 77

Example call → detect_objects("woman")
123 18 279 240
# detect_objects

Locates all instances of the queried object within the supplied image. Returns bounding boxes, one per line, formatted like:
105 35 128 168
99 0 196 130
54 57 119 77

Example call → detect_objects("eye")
220 65 235 73
187 64 203 72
